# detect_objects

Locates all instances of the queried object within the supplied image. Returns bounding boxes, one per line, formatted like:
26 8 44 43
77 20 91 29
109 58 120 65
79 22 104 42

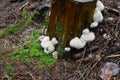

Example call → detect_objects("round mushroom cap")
41 36 50 48
81 32 95 42
82 28 90 34
69 37 86 49
38 35 45 41
44 41 55 54
64 47 71 52
90 22 98 28
93 8 103 22
51 37 58 46
97 0 104 11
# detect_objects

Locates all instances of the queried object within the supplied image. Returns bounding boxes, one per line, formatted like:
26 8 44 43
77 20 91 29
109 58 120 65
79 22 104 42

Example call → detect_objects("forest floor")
0 0 120 80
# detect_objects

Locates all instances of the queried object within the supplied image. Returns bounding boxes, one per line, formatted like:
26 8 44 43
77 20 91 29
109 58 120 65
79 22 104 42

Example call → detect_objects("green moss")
6 63 14 78
56 22 63 44
43 11 49 27
9 29 57 67
56 22 65 56
0 10 34 38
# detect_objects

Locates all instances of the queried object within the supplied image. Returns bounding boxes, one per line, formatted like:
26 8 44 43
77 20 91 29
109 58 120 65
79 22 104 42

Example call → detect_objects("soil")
0 0 120 80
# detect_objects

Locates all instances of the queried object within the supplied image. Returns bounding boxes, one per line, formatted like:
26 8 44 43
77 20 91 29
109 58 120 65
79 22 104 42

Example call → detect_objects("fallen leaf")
100 62 120 80
100 67 112 80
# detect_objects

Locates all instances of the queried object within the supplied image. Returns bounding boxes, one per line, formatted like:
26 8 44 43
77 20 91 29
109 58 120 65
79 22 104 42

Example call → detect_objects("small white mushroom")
41 36 50 48
81 29 95 42
93 8 103 22
64 47 71 52
82 28 90 34
103 33 111 40
69 37 86 49
51 37 58 46
52 51 58 59
97 0 104 11
90 22 98 28
48 11 51 16
38 35 45 41
44 29 47 35
106 17 114 22
43 41 55 54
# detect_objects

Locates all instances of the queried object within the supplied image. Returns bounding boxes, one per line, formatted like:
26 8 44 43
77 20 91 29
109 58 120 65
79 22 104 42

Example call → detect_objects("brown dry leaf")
100 67 112 80
100 62 120 80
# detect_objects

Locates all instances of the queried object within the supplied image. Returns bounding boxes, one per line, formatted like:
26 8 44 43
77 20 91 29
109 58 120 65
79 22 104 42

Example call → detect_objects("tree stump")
47 0 97 48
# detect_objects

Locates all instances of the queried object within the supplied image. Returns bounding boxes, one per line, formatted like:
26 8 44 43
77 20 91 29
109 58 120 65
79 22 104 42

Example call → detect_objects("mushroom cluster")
80 29 95 42
70 37 86 49
38 0 105 57
90 0 104 28
69 28 95 49
38 35 58 54
69 0 104 50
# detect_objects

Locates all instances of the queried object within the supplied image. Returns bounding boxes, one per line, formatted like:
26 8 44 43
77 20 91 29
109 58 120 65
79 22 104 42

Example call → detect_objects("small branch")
28 72 36 80
105 6 119 16
107 54 120 58
19 2 29 10
76 70 86 80
85 56 102 79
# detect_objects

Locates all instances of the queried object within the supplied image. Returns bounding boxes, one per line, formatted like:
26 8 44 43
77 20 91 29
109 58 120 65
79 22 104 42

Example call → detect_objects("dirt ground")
0 0 120 80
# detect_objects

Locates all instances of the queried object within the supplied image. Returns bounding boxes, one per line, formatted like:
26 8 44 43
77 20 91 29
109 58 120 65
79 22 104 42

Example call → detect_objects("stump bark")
47 0 97 48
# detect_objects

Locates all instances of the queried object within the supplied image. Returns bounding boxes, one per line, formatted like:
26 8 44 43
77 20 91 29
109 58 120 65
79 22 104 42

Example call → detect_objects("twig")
11 12 18 24
28 72 36 80
85 38 110 79
19 2 29 10
107 54 120 58
85 56 102 79
105 6 119 16
77 70 86 80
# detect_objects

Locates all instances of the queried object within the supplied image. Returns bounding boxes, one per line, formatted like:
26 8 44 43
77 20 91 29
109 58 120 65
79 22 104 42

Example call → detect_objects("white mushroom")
93 8 103 22
82 28 90 34
64 47 71 52
69 37 86 49
97 0 104 11
43 41 55 54
41 36 50 48
106 17 114 22
38 35 45 42
52 51 58 59
103 33 111 40
51 37 58 46
44 29 47 35
90 21 98 28
81 29 95 42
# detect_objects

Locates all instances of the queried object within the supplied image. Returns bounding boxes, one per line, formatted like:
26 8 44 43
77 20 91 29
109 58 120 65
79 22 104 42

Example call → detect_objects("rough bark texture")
47 0 97 47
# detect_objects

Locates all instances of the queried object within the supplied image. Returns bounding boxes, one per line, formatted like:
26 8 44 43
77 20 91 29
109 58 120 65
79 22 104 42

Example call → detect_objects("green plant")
9 29 57 67
43 11 49 27
56 22 65 57
0 10 34 38
40 11 49 33
6 63 14 78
